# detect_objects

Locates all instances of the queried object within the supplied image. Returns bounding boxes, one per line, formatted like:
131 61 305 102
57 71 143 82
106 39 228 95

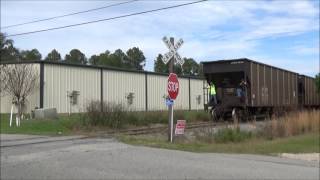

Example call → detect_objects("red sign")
175 120 186 135
167 73 179 100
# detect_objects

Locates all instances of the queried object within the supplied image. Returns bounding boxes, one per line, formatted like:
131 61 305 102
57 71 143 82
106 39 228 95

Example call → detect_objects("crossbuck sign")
162 36 184 65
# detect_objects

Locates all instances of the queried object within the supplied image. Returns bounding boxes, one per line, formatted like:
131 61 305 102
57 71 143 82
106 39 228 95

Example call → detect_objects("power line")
1 0 138 29
6 0 208 37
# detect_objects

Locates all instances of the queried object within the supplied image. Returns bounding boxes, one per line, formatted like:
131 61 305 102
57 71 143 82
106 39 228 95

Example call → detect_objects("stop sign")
167 73 179 100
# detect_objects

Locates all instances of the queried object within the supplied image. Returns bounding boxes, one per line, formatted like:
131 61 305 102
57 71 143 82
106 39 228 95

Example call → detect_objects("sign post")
167 73 179 142
162 36 184 142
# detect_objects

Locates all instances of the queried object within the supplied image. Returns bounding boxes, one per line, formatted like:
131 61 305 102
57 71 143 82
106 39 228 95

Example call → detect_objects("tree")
20 49 42 61
182 58 200 76
107 49 126 68
316 73 320 93
174 64 182 76
0 32 19 62
154 54 168 73
65 49 87 64
89 48 145 70
89 50 110 66
45 49 61 61
0 64 39 122
89 55 99 65
153 54 185 76
125 47 145 70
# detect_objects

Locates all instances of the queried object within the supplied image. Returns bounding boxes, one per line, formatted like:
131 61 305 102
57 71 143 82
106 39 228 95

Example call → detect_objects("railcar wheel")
210 108 219 122
232 108 237 120
232 108 240 129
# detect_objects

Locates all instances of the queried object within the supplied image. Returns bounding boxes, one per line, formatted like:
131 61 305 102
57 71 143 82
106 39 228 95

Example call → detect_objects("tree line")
1 32 201 76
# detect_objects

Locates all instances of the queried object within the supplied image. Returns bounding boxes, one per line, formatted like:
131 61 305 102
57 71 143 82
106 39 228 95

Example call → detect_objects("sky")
1 0 319 76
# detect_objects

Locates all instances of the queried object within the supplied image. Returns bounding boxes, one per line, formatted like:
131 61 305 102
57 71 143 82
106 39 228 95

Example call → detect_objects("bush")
125 111 166 126
214 128 252 143
259 110 320 139
82 100 211 129
194 127 252 144
194 128 215 143
83 101 128 129
194 111 210 122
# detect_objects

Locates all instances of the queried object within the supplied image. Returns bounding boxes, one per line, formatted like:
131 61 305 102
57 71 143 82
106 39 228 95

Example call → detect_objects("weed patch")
260 110 320 139
214 128 252 143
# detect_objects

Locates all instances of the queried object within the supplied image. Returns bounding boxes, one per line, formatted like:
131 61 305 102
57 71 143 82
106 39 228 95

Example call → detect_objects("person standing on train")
209 82 217 105
239 79 247 102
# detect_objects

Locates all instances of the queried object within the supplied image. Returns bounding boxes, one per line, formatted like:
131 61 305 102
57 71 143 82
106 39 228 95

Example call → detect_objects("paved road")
1 134 319 180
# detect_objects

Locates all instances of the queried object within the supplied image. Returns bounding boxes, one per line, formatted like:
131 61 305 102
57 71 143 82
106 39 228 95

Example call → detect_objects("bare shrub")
260 110 320 139
83 101 127 129
194 127 253 143
194 127 215 143
0 64 39 121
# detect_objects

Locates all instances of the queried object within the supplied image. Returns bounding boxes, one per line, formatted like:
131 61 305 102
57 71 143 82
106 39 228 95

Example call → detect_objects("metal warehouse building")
0 61 205 113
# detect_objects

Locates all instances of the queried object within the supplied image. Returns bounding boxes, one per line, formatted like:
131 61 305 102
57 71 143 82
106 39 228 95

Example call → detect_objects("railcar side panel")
302 76 320 106
247 61 299 107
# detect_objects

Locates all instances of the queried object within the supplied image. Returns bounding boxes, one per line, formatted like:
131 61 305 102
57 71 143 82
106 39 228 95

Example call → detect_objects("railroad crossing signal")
161 36 184 143
162 36 184 65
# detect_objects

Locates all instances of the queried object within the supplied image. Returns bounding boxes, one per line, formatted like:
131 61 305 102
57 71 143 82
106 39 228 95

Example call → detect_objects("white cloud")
248 54 319 77
1 0 319 75
290 45 319 55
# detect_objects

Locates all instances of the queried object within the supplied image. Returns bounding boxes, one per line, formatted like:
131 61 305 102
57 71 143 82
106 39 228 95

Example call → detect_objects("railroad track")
96 121 236 136
2 121 258 148
113 119 264 136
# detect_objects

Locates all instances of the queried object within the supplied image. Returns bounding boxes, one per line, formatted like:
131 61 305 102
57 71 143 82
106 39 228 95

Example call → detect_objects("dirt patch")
280 153 320 162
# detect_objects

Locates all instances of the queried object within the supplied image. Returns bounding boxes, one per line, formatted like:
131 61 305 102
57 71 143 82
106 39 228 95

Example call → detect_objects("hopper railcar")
202 58 319 121
298 75 320 108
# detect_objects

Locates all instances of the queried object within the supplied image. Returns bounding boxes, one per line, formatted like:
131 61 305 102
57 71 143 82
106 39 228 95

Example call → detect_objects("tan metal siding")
0 87 40 113
190 79 204 110
44 64 100 113
0 64 40 113
103 70 145 111
147 74 167 111
174 78 189 110
147 74 197 111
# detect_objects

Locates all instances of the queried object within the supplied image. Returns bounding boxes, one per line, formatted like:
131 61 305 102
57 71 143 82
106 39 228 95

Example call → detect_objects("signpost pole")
162 36 183 142
168 37 174 142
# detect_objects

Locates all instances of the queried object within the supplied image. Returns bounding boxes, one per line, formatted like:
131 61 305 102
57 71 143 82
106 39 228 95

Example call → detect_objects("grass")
261 110 320 139
82 100 210 128
2 109 319 155
118 132 320 154
212 128 253 143
0 110 209 135
0 114 81 135
125 110 209 126
119 110 320 154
